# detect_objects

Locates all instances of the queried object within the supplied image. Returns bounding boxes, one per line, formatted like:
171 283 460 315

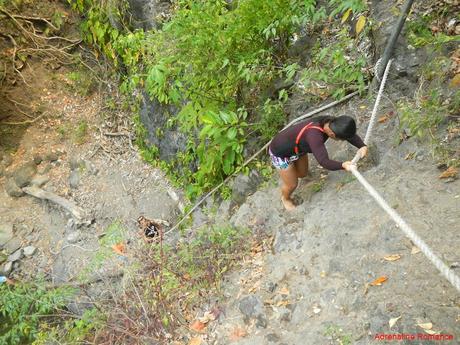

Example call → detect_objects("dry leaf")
229 327 247 341
389 316 401 329
450 74 460 88
190 320 207 333
112 243 125 255
423 329 439 335
356 15 366 35
411 246 421 255
439 167 458 179
198 308 221 324
189 337 202 345
378 115 390 123
276 300 291 307
384 254 401 262
417 322 433 330
278 287 290 295
370 276 388 286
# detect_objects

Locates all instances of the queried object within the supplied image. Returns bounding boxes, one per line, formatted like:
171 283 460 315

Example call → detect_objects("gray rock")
216 199 232 221
69 170 80 189
265 334 281 343
2 261 13 276
8 249 23 262
45 152 59 162
23 246 37 257
5 238 21 254
127 0 171 30
2 154 13 167
273 227 301 253
192 208 208 228
5 178 25 197
239 295 267 328
139 93 188 163
67 231 81 244
33 154 43 165
0 223 14 247
69 156 81 170
14 162 37 187
31 175 49 187
231 170 262 205
84 160 99 175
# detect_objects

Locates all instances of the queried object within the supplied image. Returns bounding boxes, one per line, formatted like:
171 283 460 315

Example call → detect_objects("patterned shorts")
269 148 299 170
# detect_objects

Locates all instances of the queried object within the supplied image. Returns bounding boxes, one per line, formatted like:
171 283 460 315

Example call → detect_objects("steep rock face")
127 0 170 30
139 93 188 162
126 0 187 162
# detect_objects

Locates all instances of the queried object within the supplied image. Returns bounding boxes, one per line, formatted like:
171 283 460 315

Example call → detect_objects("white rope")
352 59 393 165
347 58 460 293
350 166 460 292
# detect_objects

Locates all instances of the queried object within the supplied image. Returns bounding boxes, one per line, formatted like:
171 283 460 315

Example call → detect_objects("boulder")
230 170 262 205
23 246 37 257
13 162 37 187
5 179 24 197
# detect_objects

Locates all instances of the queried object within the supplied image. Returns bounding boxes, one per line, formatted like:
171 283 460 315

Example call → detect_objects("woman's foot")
281 196 296 211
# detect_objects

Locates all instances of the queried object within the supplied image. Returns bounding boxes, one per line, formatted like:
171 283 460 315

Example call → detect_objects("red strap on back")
294 122 324 154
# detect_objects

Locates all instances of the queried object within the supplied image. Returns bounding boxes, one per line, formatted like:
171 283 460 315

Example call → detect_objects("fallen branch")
22 185 85 221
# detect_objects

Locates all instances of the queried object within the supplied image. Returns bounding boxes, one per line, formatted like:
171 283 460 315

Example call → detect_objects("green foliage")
33 308 104 345
311 179 326 193
328 0 367 17
70 0 371 199
66 70 96 96
324 324 352 345
74 119 89 144
79 221 127 281
96 224 252 342
398 89 446 139
256 96 288 141
407 15 460 48
300 29 368 100
0 281 75 344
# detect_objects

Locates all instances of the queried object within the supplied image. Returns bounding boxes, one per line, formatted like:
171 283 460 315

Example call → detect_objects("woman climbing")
269 115 368 210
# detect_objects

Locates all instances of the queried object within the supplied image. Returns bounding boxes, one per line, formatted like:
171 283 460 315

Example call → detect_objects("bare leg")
279 164 298 211
294 154 309 178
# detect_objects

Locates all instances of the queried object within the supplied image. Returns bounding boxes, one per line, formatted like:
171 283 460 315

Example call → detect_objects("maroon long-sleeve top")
269 120 365 170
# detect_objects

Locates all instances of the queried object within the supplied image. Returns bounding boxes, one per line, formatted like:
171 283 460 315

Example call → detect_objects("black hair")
311 115 334 126
329 115 357 139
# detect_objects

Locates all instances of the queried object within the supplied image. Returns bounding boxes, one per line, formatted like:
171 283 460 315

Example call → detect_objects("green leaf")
227 127 237 140
341 9 352 23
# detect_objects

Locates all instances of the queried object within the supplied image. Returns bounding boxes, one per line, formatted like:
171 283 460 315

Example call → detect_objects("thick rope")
352 59 393 165
348 59 460 293
350 166 460 292
164 89 365 236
